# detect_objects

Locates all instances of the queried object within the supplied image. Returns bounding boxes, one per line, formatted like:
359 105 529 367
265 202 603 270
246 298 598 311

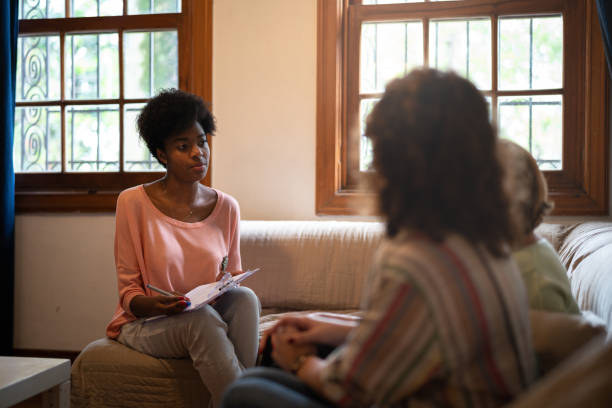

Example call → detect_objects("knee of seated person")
189 305 225 329
227 286 260 310
221 379 248 407
221 376 268 408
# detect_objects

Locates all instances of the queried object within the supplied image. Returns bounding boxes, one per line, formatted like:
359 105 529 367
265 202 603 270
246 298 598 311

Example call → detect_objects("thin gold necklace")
161 180 196 220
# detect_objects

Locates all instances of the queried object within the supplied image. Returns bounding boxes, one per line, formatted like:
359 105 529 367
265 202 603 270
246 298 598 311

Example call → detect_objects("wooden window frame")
15 0 212 212
316 0 609 216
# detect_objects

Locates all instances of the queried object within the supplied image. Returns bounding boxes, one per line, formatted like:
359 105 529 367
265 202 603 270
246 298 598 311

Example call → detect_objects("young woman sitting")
106 89 260 407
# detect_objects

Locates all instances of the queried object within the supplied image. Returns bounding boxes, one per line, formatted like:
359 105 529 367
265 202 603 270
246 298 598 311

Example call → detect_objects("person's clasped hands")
269 323 317 373
260 313 360 372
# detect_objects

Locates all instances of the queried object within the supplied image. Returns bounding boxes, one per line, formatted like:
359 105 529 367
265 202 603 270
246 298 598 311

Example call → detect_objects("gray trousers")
221 367 333 408
118 286 260 407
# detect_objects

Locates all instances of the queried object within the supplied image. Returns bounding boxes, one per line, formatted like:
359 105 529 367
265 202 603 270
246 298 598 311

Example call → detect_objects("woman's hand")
258 312 303 354
270 325 317 372
279 313 357 347
259 312 357 356
130 295 190 318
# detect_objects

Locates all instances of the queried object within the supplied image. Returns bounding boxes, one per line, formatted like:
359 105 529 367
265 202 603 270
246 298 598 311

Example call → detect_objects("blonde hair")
498 139 553 237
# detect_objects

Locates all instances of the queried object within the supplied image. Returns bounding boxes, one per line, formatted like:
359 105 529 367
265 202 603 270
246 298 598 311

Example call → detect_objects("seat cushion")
71 338 209 408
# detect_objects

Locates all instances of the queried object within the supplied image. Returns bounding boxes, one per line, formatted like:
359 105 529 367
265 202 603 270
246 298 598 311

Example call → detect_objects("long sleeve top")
106 185 241 338
319 232 536 407
513 238 580 314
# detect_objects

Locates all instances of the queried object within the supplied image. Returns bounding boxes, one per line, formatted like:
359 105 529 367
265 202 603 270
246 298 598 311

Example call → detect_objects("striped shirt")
320 232 536 407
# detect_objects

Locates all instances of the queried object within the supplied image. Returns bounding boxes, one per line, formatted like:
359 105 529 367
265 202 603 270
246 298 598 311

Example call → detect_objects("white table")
0 357 70 408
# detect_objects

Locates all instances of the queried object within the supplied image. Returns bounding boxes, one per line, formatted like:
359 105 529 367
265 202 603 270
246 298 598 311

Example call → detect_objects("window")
317 0 609 215
15 0 212 212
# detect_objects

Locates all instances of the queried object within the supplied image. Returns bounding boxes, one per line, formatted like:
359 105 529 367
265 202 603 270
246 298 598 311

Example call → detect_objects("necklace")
160 180 197 220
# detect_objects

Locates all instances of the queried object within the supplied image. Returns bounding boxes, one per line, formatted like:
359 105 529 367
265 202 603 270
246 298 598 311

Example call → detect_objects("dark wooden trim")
495 89 564 96
491 14 498 125
358 92 384 99
578 0 609 213
18 14 182 34
15 172 161 213
13 348 80 363
354 0 566 22
183 0 214 187
15 98 150 106
316 0 609 216
317 0 345 214
424 17 430 67
16 191 120 212
16 172 162 189
118 27 125 173
346 4 361 187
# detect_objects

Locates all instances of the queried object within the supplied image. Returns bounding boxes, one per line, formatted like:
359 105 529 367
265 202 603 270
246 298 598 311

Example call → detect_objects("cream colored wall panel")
14 215 117 351
212 0 317 220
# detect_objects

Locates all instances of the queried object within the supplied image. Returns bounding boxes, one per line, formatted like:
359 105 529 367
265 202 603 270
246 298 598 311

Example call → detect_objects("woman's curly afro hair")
137 89 216 167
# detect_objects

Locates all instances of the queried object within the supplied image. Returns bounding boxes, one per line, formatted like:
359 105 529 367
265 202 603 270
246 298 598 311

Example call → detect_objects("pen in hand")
146 284 191 306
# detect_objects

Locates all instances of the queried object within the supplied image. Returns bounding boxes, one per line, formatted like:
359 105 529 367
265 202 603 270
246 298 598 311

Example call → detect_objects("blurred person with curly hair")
106 89 259 407
222 69 536 407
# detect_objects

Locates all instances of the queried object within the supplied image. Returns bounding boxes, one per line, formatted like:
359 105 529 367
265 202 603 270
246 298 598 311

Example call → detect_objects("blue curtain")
597 0 612 78
1 0 18 355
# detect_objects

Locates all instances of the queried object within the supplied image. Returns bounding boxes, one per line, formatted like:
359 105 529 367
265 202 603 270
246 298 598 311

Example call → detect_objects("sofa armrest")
507 337 612 408
530 310 607 374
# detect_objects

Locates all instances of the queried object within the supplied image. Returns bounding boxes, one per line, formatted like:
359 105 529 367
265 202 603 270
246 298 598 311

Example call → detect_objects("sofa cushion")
240 220 384 310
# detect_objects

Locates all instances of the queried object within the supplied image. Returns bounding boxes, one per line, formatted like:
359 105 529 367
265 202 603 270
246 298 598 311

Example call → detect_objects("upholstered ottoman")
71 338 209 408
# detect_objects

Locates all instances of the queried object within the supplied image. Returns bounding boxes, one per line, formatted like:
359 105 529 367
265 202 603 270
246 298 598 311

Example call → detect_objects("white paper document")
183 268 260 311
145 268 260 322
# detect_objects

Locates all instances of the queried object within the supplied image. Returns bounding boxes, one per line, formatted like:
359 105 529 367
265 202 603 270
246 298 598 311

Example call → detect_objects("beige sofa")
71 220 612 407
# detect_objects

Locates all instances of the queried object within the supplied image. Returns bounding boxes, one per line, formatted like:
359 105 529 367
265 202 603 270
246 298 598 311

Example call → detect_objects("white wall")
212 0 317 220
14 215 116 350
12 0 612 351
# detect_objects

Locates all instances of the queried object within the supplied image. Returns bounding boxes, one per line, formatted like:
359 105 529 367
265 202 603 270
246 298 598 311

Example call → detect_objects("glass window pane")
429 18 491 90
361 21 423 93
66 104 119 172
127 0 180 14
65 33 119 100
16 35 60 102
124 103 164 171
71 0 122 16
18 0 64 19
498 95 562 170
499 16 563 90
124 31 178 98
13 106 61 173
360 98 379 171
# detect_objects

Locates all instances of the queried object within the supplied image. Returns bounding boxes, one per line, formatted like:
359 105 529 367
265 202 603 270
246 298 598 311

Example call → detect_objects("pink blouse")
106 185 241 338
